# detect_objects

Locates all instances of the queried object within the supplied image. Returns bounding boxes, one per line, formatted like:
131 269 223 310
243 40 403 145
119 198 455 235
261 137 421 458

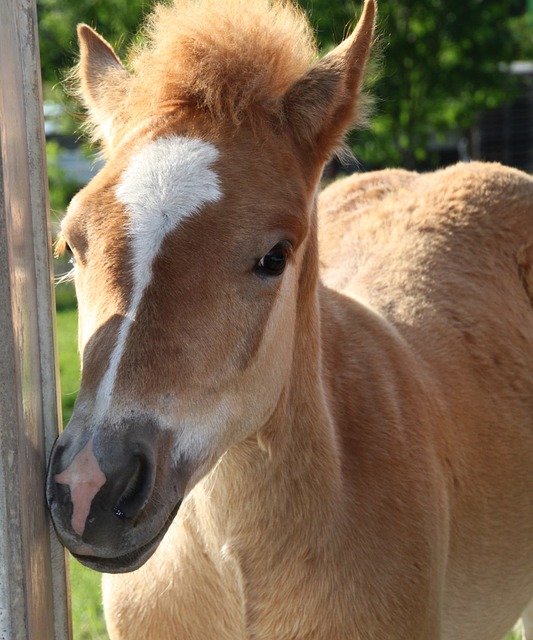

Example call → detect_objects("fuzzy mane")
124 0 317 127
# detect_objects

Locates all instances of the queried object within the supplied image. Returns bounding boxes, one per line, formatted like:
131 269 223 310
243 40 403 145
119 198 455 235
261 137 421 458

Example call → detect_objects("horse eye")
255 241 292 277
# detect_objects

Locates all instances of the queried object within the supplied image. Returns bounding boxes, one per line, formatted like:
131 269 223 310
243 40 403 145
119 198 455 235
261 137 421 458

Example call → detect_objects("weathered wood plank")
0 0 71 637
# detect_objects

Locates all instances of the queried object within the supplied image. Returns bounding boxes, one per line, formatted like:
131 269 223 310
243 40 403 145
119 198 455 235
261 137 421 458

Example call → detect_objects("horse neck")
189 212 345 546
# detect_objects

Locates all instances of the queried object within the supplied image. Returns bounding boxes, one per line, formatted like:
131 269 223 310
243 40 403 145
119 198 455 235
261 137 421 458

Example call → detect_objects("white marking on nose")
95 135 222 416
55 438 107 536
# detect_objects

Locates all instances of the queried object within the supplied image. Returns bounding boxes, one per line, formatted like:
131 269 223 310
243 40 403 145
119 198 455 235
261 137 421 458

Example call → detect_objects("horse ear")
76 24 131 147
282 0 376 163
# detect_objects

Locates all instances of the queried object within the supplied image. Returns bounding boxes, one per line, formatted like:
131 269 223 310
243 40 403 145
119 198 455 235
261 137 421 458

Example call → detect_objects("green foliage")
301 0 529 168
37 0 149 87
46 140 81 213
509 12 533 60
55 282 78 312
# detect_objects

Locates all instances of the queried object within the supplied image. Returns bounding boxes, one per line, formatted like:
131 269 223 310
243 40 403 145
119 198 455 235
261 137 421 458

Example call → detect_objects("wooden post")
0 0 72 637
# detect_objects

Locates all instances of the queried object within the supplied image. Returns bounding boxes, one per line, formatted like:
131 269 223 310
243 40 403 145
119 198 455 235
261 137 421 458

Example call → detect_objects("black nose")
47 427 157 550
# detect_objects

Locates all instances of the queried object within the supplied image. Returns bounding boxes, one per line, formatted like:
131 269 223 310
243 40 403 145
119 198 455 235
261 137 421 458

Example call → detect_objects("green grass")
56 291 80 425
69 559 108 640
54 284 524 640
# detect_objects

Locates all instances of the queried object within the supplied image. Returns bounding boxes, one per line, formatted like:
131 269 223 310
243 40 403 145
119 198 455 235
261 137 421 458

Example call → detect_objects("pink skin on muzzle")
54 438 107 536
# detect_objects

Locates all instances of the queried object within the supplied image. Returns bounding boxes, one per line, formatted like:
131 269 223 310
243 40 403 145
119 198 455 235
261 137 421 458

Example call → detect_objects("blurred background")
36 1 533 637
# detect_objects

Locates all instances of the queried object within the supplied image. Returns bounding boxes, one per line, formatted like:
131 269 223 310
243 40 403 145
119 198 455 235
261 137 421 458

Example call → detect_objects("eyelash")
55 269 75 285
54 241 77 285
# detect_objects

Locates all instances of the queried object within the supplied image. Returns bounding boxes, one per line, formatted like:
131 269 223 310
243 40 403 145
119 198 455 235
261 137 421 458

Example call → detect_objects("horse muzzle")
46 416 185 573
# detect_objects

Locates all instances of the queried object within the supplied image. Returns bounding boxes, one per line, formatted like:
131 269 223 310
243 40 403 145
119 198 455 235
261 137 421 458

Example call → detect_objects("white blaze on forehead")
94 135 222 417
117 135 221 288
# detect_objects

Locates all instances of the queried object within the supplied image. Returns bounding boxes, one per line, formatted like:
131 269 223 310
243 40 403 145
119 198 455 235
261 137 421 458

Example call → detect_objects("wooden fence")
0 0 71 637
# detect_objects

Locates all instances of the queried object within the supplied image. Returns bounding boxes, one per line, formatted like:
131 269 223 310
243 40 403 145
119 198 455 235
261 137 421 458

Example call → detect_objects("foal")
46 0 533 638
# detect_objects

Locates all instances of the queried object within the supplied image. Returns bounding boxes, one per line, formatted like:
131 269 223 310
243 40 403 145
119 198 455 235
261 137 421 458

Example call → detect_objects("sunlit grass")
56 288 79 425
69 559 108 640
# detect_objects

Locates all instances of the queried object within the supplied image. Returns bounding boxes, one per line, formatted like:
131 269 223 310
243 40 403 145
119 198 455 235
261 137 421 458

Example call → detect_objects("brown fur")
52 0 533 638
131 0 316 124
72 0 319 150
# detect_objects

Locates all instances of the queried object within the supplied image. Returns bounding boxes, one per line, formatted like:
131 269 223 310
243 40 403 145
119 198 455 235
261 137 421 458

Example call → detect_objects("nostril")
114 454 154 523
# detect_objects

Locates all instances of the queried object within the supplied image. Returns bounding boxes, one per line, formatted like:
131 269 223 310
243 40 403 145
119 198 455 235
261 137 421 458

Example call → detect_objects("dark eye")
255 241 292 277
